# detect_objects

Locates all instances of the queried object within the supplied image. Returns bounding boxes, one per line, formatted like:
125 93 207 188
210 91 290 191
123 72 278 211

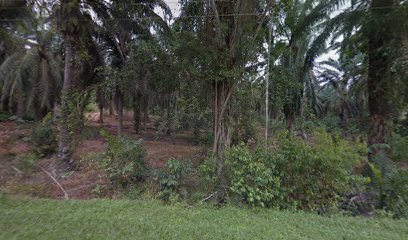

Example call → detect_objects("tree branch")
41 167 69 200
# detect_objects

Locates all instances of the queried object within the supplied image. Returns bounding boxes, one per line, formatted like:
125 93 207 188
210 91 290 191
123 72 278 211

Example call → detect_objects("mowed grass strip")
1 196 408 240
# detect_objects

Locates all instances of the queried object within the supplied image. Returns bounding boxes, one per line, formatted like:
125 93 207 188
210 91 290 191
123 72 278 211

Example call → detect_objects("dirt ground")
0 112 205 200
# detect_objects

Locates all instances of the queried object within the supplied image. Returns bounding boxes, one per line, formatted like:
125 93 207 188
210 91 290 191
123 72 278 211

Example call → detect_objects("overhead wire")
0 1 406 22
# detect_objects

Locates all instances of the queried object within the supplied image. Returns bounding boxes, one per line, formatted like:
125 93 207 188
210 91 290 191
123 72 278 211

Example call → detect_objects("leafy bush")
175 96 212 132
303 114 340 133
156 159 191 203
223 130 365 211
198 157 218 193
395 114 408 137
369 160 408 219
154 113 177 137
31 113 57 156
193 130 213 146
391 133 408 162
271 131 365 211
387 169 408 219
97 130 147 187
19 153 40 172
226 146 282 208
0 111 11 121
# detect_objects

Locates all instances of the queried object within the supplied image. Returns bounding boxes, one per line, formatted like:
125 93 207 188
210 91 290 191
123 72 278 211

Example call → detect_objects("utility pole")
265 21 273 143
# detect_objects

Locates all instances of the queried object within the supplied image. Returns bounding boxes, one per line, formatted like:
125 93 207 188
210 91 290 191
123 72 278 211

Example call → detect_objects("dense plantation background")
0 0 407 239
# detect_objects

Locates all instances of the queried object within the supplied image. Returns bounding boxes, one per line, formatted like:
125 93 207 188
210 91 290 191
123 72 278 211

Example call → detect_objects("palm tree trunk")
98 106 104 124
340 95 349 128
108 102 113 116
299 79 307 139
142 96 148 130
285 111 296 132
132 94 141 134
116 91 123 135
57 35 75 168
16 93 25 117
367 0 395 163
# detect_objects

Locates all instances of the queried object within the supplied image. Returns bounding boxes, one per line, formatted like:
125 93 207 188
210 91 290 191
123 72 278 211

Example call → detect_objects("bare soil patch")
0 113 205 199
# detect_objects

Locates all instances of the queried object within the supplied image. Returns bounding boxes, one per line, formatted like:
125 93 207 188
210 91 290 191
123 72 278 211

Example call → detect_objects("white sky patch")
155 0 181 21
166 1 181 17
316 1 351 63
317 49 339 62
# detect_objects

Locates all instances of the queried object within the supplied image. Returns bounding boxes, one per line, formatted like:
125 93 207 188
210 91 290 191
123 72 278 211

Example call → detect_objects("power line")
0 0 233 9
1 1 407 9
0 12 267 22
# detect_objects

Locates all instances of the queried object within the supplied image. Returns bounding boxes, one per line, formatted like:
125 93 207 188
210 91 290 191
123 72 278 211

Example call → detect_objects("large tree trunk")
16 93 25 117
367 0 395 163
98 105 104 124
282 46 301 133
212 81 234 188
142 96 148 130
96 87 105 124
132 94 142 134
340 93 349 128
284 110 296 132
206 0 261 199
57 35 75 168
115 91 124 135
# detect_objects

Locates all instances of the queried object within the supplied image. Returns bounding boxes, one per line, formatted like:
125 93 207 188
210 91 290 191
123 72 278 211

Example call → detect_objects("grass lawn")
1 195 408 240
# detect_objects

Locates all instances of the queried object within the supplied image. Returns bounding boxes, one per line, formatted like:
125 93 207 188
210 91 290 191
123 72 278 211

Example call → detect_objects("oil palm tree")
316 58 363 127
306 0 408 167
0 0 32 64
96 0 171 135
365 0 408 162
272 0 348 132
0 30 62 118
50 0 109 168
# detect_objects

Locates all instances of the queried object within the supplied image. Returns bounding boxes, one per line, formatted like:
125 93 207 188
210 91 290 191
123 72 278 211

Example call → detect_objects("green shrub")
391 133 408 162
193 130 213 146
89 184 111 198
198 157 218 193
123 185 143 200
19 153 40 172
0 111 11 121
303 114 340 133
156 159 191 203
387 169 408 219
223 130 365 211
97 130 147 187
175 94 212 132
85 102 97 113
226 145 282 208
271 131 365 211
395 115 408 137
31 113 57 156
369 161 408 219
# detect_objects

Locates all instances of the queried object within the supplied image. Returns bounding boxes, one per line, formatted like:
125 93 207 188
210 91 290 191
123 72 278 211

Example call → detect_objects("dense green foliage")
387 170 408 219
0 111 11 121
156 159 191 202
226 145 282 208
0 0 407 225
85 130 147 187
224 131 366 211
391 134 408 162
30 113 57 156
369 162 408 219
